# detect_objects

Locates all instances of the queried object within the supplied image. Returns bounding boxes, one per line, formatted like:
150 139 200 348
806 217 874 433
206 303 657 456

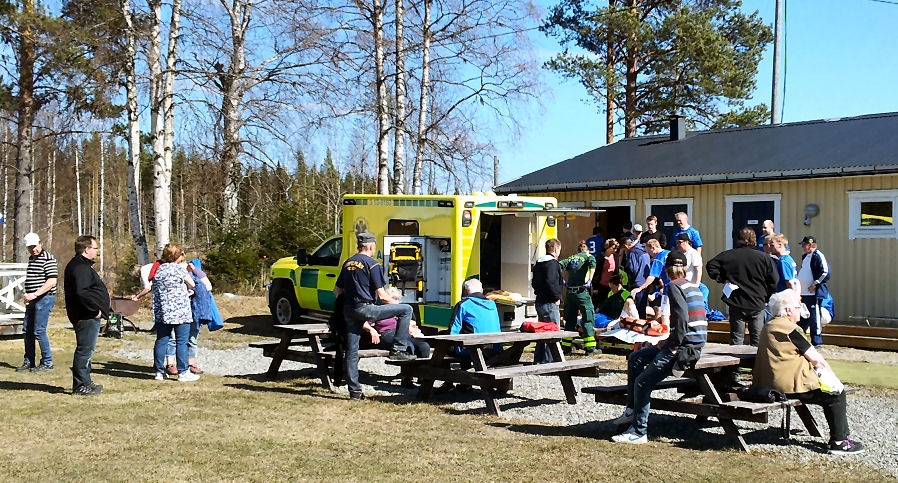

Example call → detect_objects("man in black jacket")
706 227 779 346
531 238 563 362
63 235 111 396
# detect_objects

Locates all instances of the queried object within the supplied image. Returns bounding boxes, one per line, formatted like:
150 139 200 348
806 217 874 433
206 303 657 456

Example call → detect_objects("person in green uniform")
560 240 598 355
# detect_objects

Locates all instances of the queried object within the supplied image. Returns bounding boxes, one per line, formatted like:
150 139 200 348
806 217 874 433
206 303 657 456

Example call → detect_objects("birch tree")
148 0 182 255
391 0 407 194
122 0 150 264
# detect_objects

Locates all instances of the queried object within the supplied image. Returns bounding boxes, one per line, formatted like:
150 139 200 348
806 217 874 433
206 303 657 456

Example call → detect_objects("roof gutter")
494 164 898 194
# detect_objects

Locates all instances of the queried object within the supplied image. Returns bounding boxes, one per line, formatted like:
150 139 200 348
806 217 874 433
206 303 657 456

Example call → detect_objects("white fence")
0 263 28 334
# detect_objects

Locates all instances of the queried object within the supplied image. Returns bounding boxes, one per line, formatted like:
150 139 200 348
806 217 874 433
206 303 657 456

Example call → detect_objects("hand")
24 293 36 302
369 331 381 345
809 284 817 293
130 294 139 301
96 310 102 318
631 287 641 296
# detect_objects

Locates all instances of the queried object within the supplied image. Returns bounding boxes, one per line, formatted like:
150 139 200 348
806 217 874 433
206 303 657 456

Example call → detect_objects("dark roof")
495 112 898 193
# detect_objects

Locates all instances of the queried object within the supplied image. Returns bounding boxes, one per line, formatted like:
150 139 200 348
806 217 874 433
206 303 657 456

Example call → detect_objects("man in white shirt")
675 233 702 285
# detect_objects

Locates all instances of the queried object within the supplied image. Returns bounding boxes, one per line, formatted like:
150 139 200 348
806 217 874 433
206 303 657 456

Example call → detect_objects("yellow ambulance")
268 193 590 330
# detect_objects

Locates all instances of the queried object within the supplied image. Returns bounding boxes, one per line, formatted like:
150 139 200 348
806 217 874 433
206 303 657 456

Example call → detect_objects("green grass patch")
828 359 898 389
0 321 891 481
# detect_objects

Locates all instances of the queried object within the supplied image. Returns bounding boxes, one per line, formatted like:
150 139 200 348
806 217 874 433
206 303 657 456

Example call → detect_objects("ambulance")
268 193 594 331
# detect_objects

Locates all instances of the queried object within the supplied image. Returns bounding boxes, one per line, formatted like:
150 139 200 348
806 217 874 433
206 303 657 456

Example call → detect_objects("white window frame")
848 190 898 240
590 199 636 225
643 197 693 230
724 194 781 250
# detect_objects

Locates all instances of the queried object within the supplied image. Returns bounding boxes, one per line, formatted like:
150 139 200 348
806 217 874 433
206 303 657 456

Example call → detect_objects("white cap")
632 223 644 232
24 232 40 247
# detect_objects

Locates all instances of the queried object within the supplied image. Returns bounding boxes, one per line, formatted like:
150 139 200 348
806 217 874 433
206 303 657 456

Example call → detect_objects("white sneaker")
178 371 200 382
612 408 634 425
611 428 647 444
154 372 166 381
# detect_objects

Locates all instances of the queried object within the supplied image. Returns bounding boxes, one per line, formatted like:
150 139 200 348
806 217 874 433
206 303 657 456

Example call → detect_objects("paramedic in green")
560 240 598 355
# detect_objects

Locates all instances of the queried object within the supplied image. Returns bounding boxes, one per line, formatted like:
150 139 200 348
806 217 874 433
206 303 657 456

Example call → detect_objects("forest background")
0 0 772 294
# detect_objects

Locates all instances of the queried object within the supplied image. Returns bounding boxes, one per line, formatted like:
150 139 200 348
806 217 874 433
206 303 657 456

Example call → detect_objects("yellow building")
496 113 898 321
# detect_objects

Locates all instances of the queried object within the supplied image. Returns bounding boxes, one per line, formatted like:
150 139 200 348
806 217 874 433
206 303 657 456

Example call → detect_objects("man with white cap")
17 232 58 372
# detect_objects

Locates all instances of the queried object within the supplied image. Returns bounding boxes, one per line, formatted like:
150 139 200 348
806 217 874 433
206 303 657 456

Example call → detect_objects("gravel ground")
112 341 898 479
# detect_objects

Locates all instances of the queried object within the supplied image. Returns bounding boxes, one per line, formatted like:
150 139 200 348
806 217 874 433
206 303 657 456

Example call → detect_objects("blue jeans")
167 321 200 360
344 303 413 392
24 295 55 366
534 302 560 363
626 345 677 436
72 318 101 391
155 323 190 374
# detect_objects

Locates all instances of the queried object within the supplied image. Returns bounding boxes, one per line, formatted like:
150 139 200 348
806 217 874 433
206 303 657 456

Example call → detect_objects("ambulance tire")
269 282 301 324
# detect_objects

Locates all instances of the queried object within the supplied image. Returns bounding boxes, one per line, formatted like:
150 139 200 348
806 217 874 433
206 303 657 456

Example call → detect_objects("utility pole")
771 0 784 124
493 155 499 190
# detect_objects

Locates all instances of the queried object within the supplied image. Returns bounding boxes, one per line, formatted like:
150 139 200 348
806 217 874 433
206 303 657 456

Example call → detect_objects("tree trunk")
392 0 407 194
220 0 250 227
2 128 8 260
48 148 55 249
373 0 390 194
412 0 431 195
624 0 637 138
122 0 150 265
99 137 105 274
605 0 615 144
75 144 83 234
13 0 36 262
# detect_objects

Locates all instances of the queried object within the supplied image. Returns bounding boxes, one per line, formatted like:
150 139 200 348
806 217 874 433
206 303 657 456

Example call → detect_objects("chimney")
669 115 686 141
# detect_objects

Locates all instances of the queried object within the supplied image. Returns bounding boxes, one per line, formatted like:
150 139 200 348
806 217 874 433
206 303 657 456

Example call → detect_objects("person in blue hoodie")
449 278 500 335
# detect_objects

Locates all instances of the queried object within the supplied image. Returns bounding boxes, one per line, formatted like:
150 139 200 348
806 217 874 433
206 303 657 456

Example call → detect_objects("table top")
273 323 331 335
693 344 757 370
421 330 579 346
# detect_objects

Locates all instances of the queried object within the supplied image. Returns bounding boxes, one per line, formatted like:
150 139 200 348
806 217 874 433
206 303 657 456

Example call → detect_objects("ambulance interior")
478 213 540 297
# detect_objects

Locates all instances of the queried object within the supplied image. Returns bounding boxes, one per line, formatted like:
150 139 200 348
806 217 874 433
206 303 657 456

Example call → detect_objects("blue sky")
495 0 898 185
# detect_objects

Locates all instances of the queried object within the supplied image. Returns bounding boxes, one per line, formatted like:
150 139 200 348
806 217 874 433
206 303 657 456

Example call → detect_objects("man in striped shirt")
17 232 58 372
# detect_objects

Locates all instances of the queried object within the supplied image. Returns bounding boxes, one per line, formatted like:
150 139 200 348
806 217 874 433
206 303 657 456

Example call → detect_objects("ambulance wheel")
269 283 301 324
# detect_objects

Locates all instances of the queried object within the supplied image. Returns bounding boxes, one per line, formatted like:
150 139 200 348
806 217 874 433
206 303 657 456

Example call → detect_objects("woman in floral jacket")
152 243 198 382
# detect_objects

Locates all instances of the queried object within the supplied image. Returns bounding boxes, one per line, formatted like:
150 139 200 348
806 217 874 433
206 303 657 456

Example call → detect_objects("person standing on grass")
151 243 198 382
17 232 58 373
335 232 417 401
611 251 707 444
559 240 598 355
532 238 564 363
753 290 864 454
63 235 110 396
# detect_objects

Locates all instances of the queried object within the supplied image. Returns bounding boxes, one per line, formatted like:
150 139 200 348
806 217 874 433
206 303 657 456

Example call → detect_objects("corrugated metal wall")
547 174 898 320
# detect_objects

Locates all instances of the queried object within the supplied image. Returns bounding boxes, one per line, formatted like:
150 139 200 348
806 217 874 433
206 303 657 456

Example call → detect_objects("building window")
848 190 898 239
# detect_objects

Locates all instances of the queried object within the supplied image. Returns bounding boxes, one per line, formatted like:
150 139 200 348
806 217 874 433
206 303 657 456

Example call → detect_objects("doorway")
645 198 693 249
725 194 781 250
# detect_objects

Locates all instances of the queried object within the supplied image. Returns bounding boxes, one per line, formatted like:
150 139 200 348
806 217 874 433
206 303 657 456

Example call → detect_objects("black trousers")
788 389 850 443
72 318 101 391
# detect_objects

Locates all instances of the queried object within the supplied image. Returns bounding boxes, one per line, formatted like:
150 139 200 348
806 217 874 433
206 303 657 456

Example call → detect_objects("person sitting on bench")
611 251 707 444
753 290 864 455
362 287 431 358
438 278 500 392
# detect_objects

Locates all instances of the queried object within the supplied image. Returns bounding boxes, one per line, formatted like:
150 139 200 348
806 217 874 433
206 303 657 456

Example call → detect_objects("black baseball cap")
676 232 691 243
665 251 687 268
800 236 816 245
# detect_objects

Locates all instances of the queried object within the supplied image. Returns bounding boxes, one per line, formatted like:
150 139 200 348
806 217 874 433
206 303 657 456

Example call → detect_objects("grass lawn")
0 306 891 481
828 359 898 390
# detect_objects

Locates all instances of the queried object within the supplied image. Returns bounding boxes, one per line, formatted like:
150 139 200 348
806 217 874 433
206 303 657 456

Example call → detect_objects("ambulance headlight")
547 216 556 227
462 210 472 227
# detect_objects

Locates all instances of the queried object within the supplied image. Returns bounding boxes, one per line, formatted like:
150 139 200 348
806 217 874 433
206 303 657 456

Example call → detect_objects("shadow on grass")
491 411 828 453
222 315 280 338
92 359 155 380
0 380 67 394
224 382 346 401
0 361 19 369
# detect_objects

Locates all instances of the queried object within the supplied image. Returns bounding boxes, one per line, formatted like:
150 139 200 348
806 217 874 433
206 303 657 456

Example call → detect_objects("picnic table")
249 314 390 391
393 330 606 416
583 344 824 452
